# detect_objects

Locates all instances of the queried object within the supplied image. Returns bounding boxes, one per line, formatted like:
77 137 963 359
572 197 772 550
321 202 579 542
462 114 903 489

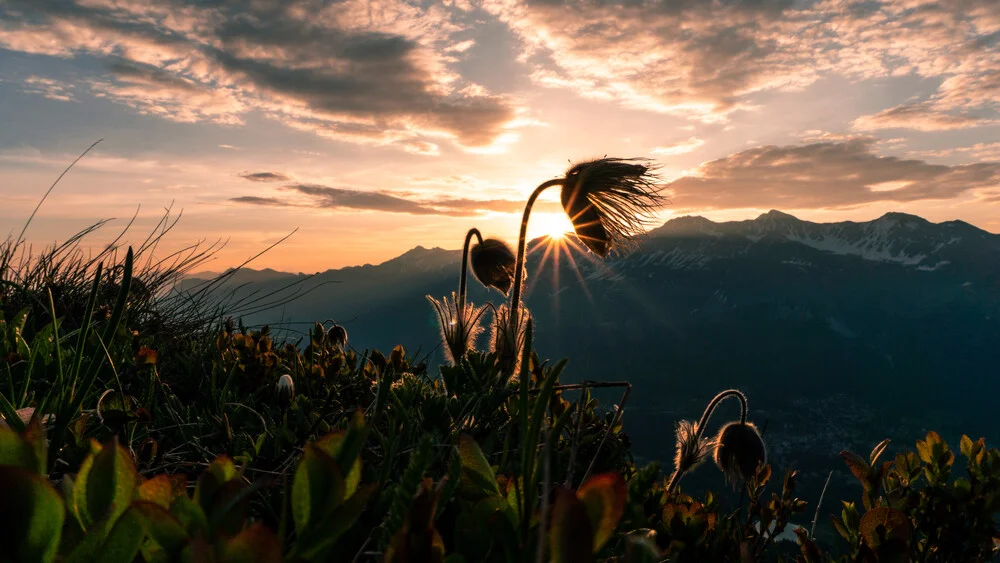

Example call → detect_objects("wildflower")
504 158 665 365
428 228 504 365
426 292 488 365
672 419 714 476
713 421 767 485
489 303 530 374
276 373 295 410
560 158 666 258
667 389 761 492
470 237 518 295
327 323 348 349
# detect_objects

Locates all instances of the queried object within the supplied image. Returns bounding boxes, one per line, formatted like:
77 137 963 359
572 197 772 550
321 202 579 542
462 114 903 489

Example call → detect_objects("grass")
0 145 996 561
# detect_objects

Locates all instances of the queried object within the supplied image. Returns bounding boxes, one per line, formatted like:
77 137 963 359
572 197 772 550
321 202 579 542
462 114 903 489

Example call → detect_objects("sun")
531 212 574 240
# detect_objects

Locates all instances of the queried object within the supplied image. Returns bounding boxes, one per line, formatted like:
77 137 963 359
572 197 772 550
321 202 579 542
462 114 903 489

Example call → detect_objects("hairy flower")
489 303 530 374
560 158 666 257
714 421 767 485
673 419 714 475
470 237 518 295
276 373 295 410
427 292 488 365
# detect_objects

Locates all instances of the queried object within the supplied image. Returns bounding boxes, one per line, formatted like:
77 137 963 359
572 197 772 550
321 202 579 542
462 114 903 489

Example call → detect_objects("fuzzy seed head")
276 373 295 409
673 419 714 475
560 158 667 257
426 292 488 365
713 421 767 485
489 303 530 374
470 238 518 295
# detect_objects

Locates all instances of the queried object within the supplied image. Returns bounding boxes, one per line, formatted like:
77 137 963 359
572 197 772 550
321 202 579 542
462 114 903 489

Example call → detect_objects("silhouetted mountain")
176 211 1000 494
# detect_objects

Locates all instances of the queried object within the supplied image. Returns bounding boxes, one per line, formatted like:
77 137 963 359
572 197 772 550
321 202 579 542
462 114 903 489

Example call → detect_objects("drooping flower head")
713 421 767 485
426 292 488 365
327 323 348 349
470 237 518 295
560 158 666 257
276 373 295 410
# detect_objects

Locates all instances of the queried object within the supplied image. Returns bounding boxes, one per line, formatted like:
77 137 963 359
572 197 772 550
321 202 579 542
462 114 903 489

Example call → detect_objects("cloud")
230 182 560 216
20 75 77 102
239 171 291 182
230 196 286 206
481 0 1000 123
851 102 992 132
651 137 705 156
665 138 1000 209
0 0 518 151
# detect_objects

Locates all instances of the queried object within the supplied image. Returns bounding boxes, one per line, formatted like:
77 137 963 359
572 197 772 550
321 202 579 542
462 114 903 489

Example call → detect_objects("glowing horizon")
1 0 998 273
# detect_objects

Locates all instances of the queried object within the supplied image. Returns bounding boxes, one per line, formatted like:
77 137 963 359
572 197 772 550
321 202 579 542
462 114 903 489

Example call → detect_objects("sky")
1 0 999 273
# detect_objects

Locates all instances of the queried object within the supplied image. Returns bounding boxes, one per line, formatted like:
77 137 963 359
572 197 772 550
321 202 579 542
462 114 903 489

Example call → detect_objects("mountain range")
178 210 1000 500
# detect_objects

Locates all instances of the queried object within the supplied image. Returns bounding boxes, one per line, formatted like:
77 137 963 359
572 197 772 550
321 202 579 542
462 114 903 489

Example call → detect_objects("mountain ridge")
186 211 997 280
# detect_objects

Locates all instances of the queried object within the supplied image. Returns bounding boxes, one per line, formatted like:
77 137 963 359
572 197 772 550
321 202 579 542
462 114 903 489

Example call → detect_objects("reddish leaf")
576 473 626 552
549 487 596 563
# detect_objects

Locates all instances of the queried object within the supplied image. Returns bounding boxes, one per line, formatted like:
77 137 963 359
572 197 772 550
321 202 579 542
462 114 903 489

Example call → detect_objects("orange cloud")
666 138 1000 209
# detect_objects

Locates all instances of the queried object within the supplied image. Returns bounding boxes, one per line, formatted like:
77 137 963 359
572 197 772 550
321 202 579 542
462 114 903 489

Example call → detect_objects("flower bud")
470 238 518 295
276 373 295 410
327 324 348 349
713 421 767 485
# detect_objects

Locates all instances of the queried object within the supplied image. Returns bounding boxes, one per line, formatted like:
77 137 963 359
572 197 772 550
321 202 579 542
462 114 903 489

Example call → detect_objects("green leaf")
960 435 974 459
312 429 363 499
218 523 281 563
549 487 595 563
831 515 851 542
290 483 376 562
170 494 209 538
194 456 248 537
0 466 65 563
74 439 139 530
292 444 346 533
0 423 40 472
97 505 145 563
577 473 627 553
458 434 501 500
129 501 189 559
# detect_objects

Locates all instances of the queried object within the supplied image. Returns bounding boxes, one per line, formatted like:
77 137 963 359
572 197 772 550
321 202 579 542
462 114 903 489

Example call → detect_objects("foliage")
1 177 998 560
796 432 1000 562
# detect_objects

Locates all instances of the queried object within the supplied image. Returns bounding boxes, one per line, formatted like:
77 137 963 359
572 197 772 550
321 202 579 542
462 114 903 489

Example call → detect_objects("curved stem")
666 389 748 493
509 178 563 327
458 228 483 312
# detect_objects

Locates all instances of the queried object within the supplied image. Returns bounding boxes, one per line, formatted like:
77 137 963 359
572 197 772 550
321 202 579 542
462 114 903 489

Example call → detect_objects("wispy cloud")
666 138 1000 209
652 137 705 156
0 0 519 151
20 75 77 102
230 181 559 216
239 171 291 183
482 0 1000 124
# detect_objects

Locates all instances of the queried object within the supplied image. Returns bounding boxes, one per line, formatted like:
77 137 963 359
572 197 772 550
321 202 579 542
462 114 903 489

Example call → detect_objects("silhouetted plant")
468 235 517 296
426 228 506 365
667 388 765 492
505 158 666 371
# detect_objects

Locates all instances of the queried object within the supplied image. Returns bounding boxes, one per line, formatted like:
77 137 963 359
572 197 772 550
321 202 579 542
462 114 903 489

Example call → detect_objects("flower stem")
666 388 748 493
509 178 563 328
458 228 483 312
